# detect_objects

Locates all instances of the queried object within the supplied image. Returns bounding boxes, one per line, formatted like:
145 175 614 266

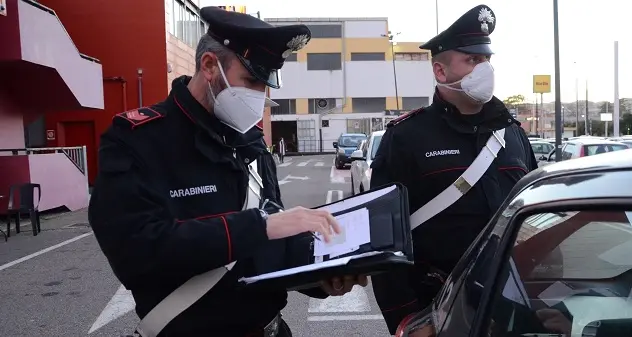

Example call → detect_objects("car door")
350 140 367 194
423 168 632 337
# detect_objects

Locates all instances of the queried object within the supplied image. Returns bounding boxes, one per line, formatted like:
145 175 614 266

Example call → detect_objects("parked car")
349 130 385 195
333 133 367 169
396 149 632 337
529 140 555 158
537 138 629 167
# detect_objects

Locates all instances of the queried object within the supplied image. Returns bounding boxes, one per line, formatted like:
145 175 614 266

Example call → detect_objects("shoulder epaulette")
386 108 424 128
113 107 164 129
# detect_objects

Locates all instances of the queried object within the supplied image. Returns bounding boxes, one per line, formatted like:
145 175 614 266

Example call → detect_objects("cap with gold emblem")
200 6 311 89
420 5 496 57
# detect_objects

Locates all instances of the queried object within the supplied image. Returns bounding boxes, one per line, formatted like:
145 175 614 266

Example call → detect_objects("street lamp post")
383 32 401 110
435 0 439 34
553 0 562 161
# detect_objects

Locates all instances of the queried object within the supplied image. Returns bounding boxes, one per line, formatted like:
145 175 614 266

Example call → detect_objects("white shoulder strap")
410 128 506 230
136 161 263 337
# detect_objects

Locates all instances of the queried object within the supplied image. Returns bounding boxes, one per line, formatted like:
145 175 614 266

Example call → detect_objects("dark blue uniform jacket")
370 91 538 334
89 76 324 337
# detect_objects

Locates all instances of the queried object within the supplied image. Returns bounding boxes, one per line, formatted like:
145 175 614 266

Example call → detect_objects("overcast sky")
202 1 631 103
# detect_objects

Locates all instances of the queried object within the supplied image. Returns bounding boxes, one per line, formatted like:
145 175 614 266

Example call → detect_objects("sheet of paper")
501 258 531 308
239 251 386 284
313 207 371 257
317 185 396 214
537 281 575 307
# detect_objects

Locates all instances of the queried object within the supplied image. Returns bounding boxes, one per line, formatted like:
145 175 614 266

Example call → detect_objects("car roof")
529 141 553 145
340 133 366 137
566 138 626 145
370 130 386 137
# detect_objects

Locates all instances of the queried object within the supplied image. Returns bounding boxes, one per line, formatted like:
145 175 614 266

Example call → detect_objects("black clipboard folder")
238 183 414 291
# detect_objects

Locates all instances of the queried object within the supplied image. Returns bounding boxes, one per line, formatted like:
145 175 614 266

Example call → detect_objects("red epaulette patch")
386 108 423 128
113 107 164 129
254 123 263 131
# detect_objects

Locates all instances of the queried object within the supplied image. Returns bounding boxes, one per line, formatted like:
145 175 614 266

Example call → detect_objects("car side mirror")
350 150 365 161
332 141 338 148
538 155 547 161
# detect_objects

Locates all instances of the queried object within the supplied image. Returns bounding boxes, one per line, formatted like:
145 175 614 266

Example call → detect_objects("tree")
503 94 526 107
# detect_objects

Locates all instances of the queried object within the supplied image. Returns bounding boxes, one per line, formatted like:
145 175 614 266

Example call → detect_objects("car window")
489 210 632 337
370 135 383 159
531 143 554 154
561 143 577 160
338 135 366 147
584 144 629 156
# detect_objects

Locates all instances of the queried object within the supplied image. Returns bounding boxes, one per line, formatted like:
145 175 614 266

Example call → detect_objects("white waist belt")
410 128 506 230
136 160 263 337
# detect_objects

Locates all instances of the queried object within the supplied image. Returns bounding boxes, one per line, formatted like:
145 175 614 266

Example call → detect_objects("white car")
349 130 385 195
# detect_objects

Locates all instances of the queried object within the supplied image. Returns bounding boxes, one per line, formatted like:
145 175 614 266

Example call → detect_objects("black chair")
5 183 42 238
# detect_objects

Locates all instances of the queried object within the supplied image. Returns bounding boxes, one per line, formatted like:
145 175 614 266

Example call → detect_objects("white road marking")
325 190 343 204
307 314 383 321
308 286 371 313
315 162 324 167
297 162 308 167
0 232 94 272
329 166 347 184
89 284 135 334
278 162 291 167
278 175 310 186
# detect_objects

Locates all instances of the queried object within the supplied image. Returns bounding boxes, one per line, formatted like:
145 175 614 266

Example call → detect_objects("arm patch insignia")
386 108 424 128
113 107 164 129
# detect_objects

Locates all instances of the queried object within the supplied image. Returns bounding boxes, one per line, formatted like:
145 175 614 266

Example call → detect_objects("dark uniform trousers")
369 92 539 334
89 76 326 337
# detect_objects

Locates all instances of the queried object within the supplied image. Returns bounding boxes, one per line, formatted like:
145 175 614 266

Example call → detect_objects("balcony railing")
2 146 88 176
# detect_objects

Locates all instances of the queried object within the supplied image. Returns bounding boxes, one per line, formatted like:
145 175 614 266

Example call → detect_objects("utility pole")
553 0 562 161
614 41 620 136
585 80 589 135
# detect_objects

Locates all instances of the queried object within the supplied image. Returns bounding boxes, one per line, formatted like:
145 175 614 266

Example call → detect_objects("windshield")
339 135 366 147
370 135 383 159
584 144 628 156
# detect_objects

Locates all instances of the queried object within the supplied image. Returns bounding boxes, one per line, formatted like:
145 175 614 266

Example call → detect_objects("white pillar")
614 41 620 137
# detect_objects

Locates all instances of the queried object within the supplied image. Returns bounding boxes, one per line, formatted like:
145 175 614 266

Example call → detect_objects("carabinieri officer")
89 7 367 337
369 5 538 335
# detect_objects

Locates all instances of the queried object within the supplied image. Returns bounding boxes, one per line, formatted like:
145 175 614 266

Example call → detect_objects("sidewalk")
0 208 91 267
5 208 89 235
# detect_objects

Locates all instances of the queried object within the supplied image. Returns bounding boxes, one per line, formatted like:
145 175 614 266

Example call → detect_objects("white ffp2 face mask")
208 62 266 134
436 61 495 104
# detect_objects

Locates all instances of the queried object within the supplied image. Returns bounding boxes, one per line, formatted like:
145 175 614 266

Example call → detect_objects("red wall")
39 0 169 185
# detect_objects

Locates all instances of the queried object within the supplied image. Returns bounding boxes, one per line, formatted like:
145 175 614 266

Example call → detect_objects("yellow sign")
533 75 551 93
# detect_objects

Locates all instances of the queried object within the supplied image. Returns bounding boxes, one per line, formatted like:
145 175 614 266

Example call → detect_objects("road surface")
0 154 391 336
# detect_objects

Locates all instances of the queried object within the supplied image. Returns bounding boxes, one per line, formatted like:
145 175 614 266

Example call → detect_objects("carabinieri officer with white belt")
89 7 367 337
368 5 538 335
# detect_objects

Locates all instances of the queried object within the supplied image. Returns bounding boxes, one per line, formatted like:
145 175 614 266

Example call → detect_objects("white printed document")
313 207 371 257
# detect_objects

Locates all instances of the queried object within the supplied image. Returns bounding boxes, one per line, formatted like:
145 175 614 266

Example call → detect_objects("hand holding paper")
313 208 372 258
266 206 341 242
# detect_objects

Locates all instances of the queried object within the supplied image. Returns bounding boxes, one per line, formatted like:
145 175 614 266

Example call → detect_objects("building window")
350 52 385 61
402 97 430 110
172 0 205 48
352 98 386 113
284 53 298 62
306 24 342 38
308 98 337 114
394 52 430 61
307 53 342 71
271 99 297 115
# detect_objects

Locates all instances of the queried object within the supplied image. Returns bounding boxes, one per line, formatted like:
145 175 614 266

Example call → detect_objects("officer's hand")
320 275 368 296
266 207 341 242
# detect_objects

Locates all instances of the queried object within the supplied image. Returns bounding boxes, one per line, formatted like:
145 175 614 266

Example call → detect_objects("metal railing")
1 146 88 176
